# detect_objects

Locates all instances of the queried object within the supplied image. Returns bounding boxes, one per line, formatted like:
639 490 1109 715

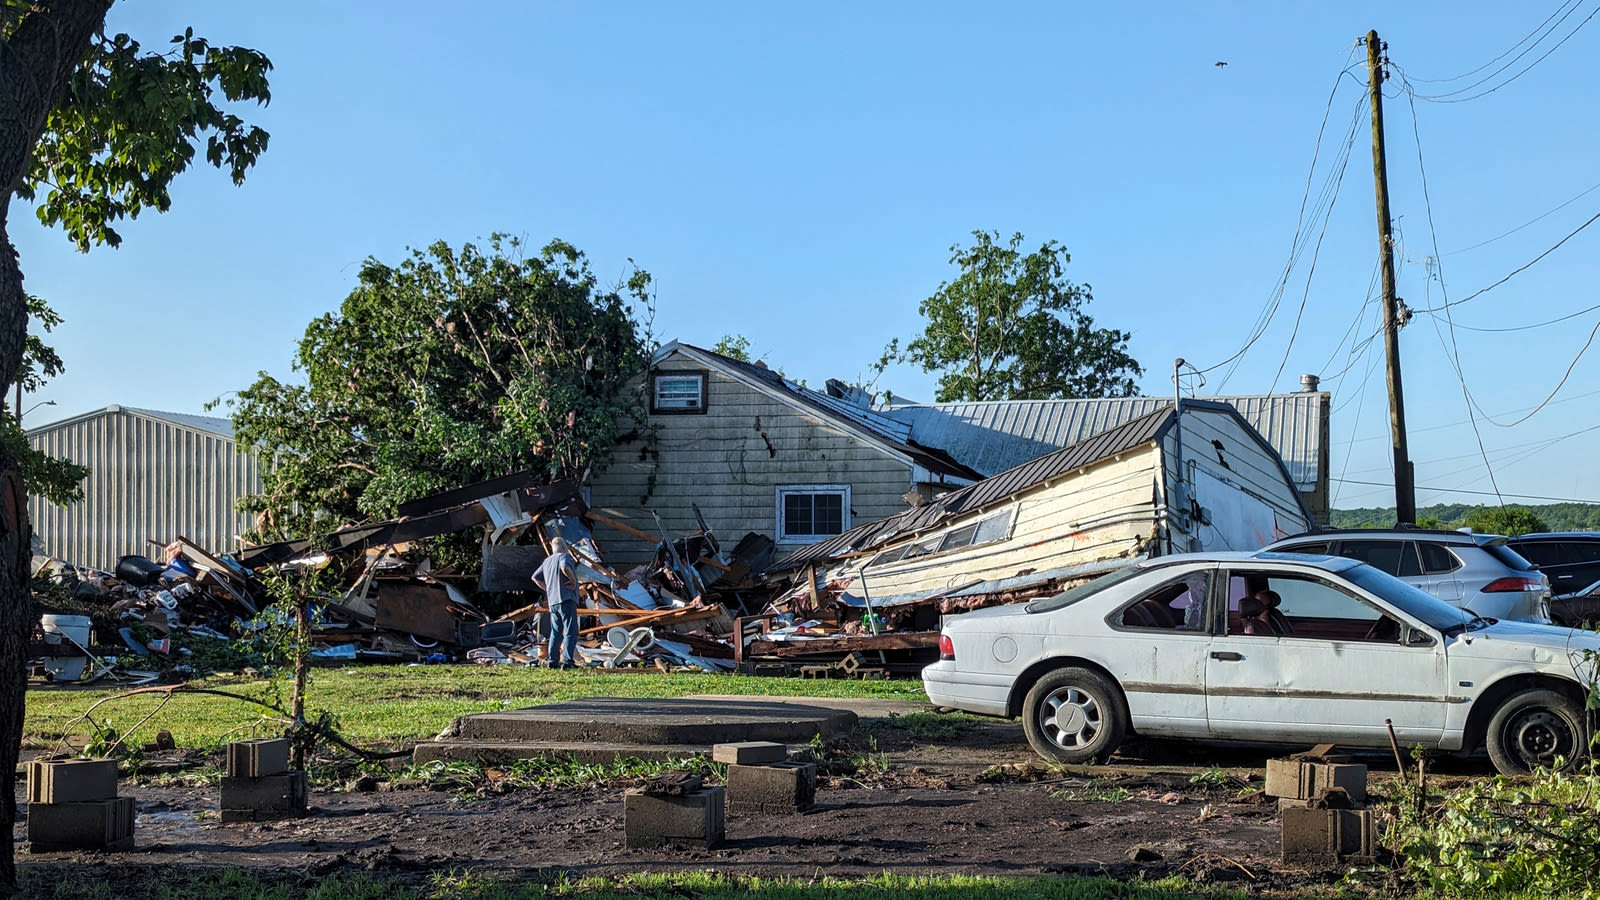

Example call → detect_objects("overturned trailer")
749 401 1313 670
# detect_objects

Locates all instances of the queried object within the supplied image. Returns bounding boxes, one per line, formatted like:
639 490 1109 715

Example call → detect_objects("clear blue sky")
15 1 1600 512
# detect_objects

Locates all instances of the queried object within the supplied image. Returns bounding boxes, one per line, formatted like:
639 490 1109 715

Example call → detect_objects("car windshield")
1341 564 1475 630
1027 565 1144 613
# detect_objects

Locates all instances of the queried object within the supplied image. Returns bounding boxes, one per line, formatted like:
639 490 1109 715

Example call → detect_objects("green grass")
23 666 928 752
15 867 1259 900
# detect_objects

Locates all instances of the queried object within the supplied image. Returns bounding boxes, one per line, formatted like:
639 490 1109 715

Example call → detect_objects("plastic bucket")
43 657 88 682
40 614 91 648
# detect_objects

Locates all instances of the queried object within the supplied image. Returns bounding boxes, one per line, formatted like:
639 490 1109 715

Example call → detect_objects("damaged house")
587 341 983 568
746 401 1313 670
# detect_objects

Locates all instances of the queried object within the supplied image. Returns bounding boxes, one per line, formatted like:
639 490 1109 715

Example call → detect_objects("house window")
651 371 707 414
776 485 850 543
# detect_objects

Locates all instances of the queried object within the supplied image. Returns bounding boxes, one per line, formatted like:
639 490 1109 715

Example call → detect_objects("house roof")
654 341 981 483
879 393 1328 490
770 405 1178 572
26 404 236 439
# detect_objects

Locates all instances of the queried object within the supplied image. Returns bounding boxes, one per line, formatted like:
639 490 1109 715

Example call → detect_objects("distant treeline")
1330 503 1600 532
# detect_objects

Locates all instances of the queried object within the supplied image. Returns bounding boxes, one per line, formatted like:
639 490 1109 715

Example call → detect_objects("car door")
1205 567 1449 747
1104 570 1214 739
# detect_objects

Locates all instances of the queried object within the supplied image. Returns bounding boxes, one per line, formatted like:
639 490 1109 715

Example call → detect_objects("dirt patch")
13 715 1471 892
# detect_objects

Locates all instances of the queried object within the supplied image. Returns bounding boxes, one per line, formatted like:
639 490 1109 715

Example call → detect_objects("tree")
225 237 651 545
0 295 90 505
884 230 1142 402
0 3 271 885
1463 506 1549 538
711 333 752 361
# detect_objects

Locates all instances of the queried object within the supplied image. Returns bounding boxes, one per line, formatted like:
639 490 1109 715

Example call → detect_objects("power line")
1332 477 1600 505
1443 179 1600 257
1334 387 1600 446
1198 55 1364 381
1416 209 1600 313
1398 0 1584 84
1401 83 1505 505
1405 1 1600 103
1433 300 1600 333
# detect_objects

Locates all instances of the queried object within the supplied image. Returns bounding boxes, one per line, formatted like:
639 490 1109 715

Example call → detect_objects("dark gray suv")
1262 528 1551 623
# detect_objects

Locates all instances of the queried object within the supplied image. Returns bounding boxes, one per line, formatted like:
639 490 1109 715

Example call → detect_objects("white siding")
27 410 262 570
588 353 916 565
1163 406 1310 549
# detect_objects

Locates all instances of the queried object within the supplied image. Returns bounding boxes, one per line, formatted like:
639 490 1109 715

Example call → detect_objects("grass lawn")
23 666 930 752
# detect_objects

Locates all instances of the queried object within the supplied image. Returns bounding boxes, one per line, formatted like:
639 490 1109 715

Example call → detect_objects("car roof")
1138 550 1361 572
1506 532 1600 541
1270 528 1492 545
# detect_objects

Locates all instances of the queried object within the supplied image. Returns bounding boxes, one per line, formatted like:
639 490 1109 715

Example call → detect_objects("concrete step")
413 739 719 766
443 697 856 745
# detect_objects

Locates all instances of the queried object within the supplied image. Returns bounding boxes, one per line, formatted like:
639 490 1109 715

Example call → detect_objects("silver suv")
1262 529 1551 622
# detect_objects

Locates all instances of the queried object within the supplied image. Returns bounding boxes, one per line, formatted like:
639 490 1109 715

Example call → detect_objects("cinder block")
712 741 787 765
220 771 307 820
727 761 816 814
226 739 291 778
27 796 134 851
1281 807 1376 865
1264 759 1367 805
26 759 119 804
624 786 724 849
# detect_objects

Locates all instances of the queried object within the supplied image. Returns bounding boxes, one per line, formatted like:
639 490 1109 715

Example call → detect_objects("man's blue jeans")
548 599 579 666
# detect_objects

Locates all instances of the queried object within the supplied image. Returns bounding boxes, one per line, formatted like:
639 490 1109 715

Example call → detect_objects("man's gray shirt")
534 551 577 604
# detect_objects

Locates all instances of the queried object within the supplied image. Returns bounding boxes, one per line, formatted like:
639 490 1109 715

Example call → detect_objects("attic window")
651 371 707 414
777 485 850 543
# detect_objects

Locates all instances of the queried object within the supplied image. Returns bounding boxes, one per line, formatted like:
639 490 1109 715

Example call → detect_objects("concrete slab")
413 740 715 766
441 697 859 745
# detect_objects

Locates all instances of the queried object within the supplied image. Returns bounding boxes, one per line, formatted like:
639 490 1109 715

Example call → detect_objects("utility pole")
1365 29 1415 524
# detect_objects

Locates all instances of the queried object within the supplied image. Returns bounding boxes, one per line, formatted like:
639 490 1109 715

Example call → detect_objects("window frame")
775 484 851 543
650 370 709 415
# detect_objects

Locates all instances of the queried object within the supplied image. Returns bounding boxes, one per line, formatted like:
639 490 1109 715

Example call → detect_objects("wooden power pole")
1365 29 1415 524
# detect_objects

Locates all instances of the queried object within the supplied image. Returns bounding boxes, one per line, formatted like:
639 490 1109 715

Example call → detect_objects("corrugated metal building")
879 392 1332 523
26 405 263 570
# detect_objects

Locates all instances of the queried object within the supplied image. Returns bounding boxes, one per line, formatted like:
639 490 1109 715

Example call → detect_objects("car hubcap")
1042 687 1100 749
1511 710 1572 764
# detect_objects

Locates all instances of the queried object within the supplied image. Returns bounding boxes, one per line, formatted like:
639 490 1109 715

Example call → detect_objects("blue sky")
15 2 1600 511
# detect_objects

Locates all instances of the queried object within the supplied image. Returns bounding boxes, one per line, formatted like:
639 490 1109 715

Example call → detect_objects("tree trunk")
0 2 115 889
289 591 310 771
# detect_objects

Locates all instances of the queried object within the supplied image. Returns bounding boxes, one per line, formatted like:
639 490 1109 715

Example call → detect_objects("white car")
923 551 1598 775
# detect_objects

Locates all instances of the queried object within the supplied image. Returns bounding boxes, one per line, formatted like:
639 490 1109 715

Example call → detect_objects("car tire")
1485 688 1589 775
1021 667 1127 765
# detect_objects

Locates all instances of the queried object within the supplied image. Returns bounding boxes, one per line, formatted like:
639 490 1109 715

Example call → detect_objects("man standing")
532 537 580 669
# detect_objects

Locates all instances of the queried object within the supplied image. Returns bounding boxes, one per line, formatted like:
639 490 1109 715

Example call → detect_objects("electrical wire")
1443 179 1600 257
1405 1 1600 103
1416 209 1600 313
1401 83 1505 506
1196 54 1363 381
1332 478 1600 505
1397 0 1582 83
1434 300 1600 333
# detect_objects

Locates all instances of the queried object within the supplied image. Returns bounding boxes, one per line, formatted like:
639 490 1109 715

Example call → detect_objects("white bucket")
40 614 91 648
42 657 88 682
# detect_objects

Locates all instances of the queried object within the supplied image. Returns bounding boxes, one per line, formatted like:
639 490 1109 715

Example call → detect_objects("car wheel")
1021 667 1126 764
1485 689 1588 775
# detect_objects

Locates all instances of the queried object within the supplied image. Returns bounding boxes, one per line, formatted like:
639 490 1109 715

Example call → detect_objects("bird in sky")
1215 61 1228 67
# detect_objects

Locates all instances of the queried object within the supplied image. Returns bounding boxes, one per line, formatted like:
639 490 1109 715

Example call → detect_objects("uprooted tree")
0 0 273 887
882 230 1143 402
224 236 653 546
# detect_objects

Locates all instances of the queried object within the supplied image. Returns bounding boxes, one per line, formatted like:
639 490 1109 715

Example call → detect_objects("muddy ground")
14 713 1497 894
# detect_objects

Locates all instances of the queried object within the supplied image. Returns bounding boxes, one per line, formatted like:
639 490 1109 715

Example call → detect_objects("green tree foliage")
884 230 1142 401
0 295 90 505
711 333 752 361
1333 503 1593 533
225 237 652 541
1461 506 1550 538
0 2 273 888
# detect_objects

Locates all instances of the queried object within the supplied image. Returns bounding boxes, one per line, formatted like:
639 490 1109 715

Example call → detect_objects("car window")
1417 542 1463 575
1480 541 1536 572
1027 565 1145 613
1568 542 1600 563
1276 541 1330 556
1341 564 1474 630
1116 573 1209 631
1227 572 1399 641
1510 541 1563 566
1337 540 1422 577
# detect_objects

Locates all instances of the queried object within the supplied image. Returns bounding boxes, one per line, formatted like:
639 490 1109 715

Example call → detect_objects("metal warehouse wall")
27 410 263 571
